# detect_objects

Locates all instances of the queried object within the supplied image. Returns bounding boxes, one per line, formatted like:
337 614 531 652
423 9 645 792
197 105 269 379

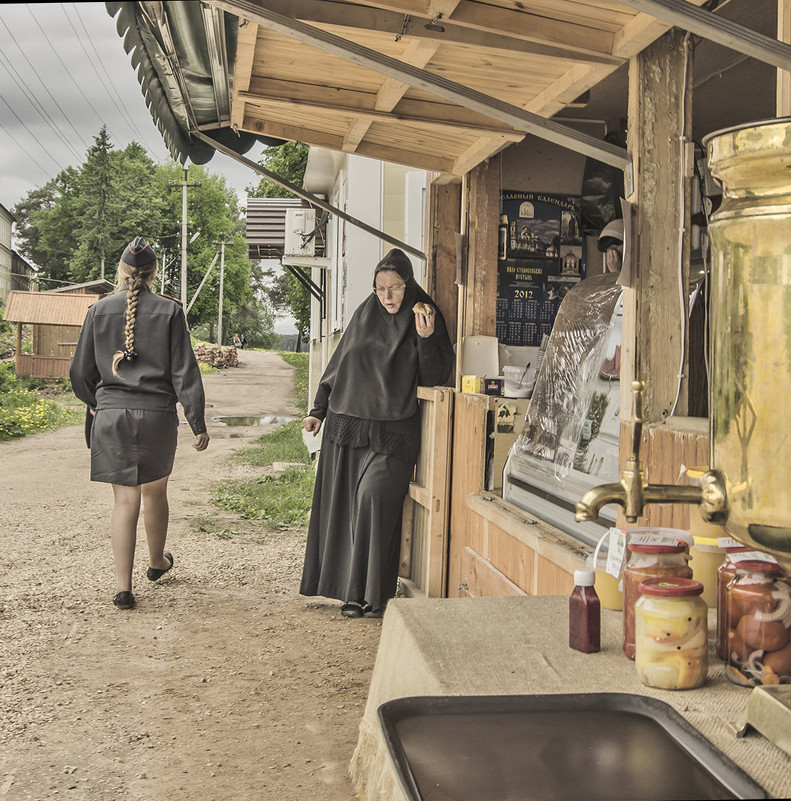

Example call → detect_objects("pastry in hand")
412 302 435 317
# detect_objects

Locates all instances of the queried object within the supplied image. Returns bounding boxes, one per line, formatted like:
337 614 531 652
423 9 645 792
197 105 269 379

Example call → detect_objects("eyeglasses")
374 283 406 297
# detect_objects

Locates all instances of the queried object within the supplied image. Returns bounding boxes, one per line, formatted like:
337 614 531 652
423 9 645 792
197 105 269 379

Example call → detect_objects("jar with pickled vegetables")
724 557 791 686
715 539 753 659
623 538 692 659
634 577 708 690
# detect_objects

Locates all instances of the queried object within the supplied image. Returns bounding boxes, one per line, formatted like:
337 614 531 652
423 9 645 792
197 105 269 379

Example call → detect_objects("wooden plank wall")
399 386 454 597
447 392 491 597
16 354 71 379
618 418 709 530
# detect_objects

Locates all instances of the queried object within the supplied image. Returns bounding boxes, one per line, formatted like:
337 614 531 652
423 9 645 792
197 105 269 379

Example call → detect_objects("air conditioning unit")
284 208 316 257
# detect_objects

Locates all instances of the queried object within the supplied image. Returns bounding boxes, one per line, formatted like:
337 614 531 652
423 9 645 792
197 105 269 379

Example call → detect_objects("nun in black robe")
300 249 455 617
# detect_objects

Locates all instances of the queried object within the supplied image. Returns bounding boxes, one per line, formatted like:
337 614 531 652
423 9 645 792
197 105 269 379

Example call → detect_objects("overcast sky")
0 2 266 207
0 2 294 331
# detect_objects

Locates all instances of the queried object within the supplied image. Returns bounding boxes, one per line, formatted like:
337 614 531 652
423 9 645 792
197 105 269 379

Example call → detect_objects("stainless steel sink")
378 693 766 801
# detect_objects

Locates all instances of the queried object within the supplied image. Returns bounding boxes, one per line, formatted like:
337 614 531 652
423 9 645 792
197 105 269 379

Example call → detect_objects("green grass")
212 467 315 528
0 362 83 442
211 349 314 530
232 419 311 467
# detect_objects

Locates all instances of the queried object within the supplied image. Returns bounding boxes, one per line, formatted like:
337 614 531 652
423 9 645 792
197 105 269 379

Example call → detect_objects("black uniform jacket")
70 286 207 439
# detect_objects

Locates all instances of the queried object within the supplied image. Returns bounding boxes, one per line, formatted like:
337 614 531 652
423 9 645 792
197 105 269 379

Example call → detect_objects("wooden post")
15 323 22 375
427 180 462 346
624 28 693 424
779 0 791 115
463 155 499 338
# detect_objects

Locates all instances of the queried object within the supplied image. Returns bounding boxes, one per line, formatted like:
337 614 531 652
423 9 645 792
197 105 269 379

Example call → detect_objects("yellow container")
684 467 726 607
594 569 623 611
461 375 482 394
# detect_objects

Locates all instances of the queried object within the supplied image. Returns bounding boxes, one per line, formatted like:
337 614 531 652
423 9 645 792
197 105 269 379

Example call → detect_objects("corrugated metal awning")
3 291 98 326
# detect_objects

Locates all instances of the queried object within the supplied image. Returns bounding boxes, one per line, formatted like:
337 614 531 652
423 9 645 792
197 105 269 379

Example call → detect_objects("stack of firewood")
193 343 239 369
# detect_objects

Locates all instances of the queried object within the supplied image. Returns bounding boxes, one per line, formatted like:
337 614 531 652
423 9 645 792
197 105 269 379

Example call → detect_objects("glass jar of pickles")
715 539 753 659
724 556 791 687
623 536 692 659
634 577 708 690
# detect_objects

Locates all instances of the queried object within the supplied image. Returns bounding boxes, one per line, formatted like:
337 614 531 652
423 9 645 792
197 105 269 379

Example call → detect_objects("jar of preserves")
724 556 791 686
634 577 708 690
715 539 753 659
622 534 692 659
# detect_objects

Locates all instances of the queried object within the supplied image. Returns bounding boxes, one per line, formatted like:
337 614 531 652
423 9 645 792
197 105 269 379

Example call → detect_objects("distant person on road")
70 237 210 611
300 248 454 618
239 334 246 349
233 333 241 348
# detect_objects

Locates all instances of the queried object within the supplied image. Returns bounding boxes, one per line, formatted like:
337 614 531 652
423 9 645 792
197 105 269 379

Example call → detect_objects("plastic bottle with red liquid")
569 569 601 653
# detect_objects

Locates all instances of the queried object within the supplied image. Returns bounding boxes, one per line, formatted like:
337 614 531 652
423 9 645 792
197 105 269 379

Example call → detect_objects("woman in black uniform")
70 237 210 610
300 248 454 618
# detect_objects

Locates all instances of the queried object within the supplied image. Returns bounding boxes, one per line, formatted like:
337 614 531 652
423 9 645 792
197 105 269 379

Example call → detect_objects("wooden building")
2 280 112 379
107 0 790 595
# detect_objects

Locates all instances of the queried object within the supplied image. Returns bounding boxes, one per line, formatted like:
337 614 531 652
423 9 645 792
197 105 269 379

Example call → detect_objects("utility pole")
168 167 202 309
217 236 226 346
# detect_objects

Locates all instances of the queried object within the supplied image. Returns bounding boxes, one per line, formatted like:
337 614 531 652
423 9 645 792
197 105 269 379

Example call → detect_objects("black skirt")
89 408 179 486
299 436 414 612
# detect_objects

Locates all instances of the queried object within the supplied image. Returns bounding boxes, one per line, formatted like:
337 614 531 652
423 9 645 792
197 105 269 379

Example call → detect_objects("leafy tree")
247 142 311 344
11 129 273 343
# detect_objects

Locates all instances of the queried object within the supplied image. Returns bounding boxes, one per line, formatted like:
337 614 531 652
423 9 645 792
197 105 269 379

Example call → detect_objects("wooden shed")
2 290 103 379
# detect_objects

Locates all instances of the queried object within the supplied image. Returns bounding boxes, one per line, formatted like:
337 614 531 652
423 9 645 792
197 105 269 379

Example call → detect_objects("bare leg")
110 484 142 593
141 476 171 571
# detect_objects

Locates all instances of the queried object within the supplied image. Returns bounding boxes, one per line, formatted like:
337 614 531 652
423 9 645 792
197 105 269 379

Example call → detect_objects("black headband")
121 237 156 267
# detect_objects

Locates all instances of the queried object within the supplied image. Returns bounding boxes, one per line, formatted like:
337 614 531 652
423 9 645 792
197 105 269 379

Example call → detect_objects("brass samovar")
576 118 791 572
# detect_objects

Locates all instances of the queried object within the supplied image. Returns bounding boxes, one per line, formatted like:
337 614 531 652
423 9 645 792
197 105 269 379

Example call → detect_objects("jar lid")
731 558 784 574
638 577 704 597
628 542 688 554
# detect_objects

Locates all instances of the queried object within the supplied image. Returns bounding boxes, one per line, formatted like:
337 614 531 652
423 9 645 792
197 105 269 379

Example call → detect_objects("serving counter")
350 596 791 800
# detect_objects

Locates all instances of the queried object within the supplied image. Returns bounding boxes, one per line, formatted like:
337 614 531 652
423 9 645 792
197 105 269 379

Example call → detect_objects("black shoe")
147 552 173 581
340 601 365 618
113 591 135 609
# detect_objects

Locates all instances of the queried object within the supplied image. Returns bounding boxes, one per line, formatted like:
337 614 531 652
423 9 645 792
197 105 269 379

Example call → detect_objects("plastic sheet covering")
514 271 622 481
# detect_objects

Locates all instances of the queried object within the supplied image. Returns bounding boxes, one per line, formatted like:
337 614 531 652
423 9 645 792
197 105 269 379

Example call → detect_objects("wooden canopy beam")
208 0 632 180
617 0 791 71
249 0 622 65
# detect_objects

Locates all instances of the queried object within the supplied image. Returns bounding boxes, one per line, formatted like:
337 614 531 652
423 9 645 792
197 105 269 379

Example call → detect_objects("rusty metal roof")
2 291 98 326
50 279 115 295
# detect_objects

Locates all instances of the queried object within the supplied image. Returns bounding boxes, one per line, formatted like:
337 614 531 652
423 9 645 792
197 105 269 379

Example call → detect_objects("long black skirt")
299 437 413 613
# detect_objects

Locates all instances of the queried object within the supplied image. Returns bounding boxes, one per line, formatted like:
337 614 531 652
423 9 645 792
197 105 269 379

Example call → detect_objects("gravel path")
0 351 382 801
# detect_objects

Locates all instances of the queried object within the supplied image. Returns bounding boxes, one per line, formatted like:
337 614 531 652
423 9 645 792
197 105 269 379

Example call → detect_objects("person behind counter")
70 237 210 610
597 217 624 274
300 248 455 618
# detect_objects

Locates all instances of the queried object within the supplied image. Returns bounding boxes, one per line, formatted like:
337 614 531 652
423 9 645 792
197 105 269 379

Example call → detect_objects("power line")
0 14 91 152
0 48 83 162
0 119 52 181
65 3 161 158
25 2 128 150
0 94 64 173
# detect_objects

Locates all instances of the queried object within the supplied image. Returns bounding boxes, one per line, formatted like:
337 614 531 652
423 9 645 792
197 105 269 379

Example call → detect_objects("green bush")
279 351 309 414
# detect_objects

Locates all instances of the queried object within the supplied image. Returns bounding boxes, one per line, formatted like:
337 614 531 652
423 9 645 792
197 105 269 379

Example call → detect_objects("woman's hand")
414 311 435 339
193 432 210 451
303 416 322 436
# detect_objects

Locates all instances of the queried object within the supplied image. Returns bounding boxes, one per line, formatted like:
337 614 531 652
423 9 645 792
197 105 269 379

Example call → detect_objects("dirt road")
0 351 382 801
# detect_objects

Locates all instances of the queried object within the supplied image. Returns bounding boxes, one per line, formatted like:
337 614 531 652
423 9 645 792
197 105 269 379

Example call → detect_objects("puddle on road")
213 415 296 427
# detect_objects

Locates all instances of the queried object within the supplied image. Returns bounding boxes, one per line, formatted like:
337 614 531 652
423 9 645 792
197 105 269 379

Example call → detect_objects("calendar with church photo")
496 191 585 347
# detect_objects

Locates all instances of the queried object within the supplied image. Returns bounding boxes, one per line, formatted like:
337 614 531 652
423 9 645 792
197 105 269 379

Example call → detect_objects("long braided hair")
111 240 157 376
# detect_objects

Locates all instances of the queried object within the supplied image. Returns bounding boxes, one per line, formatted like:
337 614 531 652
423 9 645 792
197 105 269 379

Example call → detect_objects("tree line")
12 126 311 348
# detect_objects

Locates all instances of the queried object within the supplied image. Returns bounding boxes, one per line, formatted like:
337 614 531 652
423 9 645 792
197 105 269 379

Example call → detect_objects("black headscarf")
310 249 453 421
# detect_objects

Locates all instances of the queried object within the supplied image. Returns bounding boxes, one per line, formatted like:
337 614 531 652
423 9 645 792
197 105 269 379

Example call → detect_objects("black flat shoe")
113 591 135 609
341 601 365 618
147 551 173 581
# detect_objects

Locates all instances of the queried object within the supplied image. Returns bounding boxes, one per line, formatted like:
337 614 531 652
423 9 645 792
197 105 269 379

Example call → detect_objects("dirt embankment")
0 351 382 801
